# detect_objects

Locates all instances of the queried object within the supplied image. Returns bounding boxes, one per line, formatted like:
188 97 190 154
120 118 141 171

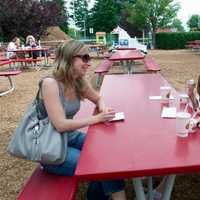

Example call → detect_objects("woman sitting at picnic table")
6 36 20 59
39 40 127 200
25 35 39 59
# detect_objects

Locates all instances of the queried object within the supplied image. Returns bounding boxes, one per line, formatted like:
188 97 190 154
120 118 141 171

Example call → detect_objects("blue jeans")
42 131 125 199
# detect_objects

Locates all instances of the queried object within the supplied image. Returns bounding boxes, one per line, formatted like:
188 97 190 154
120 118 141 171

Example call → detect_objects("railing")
137 37 152 45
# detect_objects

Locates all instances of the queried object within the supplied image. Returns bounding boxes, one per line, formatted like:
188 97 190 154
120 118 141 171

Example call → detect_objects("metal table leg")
147 177 153 200
126 60 135 74
132 178 146 200
133 175 176 200
161 175 176 200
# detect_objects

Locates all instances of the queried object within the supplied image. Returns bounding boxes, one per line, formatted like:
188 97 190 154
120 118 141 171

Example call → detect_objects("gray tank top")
37 79 81 141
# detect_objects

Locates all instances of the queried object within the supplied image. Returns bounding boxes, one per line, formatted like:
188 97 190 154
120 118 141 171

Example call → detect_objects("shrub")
156 32 200 49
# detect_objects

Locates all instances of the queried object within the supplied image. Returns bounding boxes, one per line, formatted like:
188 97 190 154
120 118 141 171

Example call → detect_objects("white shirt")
6 42 17 58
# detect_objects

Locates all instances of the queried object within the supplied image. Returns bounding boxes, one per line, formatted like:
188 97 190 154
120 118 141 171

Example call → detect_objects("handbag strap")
35 77 65 116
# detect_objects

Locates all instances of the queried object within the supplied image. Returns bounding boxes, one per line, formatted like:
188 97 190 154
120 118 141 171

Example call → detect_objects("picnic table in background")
86 44 107 57
0 60 21 96
76 73 200 200
109 49 145 74
12 47 49 66
185 40 200 51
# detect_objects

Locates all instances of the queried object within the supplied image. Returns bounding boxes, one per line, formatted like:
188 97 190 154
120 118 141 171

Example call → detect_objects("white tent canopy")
111 26 131 39
111 26 147 53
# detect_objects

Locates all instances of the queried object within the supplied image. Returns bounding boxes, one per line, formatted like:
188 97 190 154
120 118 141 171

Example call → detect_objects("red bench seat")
94 59 113 88
17 166 78 200
0 60 12 66
11 57 43 63
0 70 22 96
0 70 21 76
144 57 160 72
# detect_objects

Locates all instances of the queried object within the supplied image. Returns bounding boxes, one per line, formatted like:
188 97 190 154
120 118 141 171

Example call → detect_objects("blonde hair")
26 35 36 44
53 40 87 99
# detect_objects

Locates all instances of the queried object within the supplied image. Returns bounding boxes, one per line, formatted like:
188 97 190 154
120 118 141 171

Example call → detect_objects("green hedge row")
156 32 200 49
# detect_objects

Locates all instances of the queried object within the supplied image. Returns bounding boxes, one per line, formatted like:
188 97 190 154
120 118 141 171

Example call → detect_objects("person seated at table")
39 40 127 200
25 35 38 59
6 37 20 59
26 35 37 48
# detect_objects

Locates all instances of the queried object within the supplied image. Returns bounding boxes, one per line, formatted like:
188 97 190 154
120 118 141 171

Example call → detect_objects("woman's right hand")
93 108 115 123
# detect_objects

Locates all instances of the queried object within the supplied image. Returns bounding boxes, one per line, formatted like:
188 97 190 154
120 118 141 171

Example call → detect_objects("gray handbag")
7 81 68 165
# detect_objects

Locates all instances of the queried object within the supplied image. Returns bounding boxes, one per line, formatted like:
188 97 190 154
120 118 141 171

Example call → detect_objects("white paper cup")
179 93 189 104
176 112 191 137
160 86 171 100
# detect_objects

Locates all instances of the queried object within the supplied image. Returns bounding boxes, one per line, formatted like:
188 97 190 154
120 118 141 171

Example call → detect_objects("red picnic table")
86 44 106 56
109 49 144 74
76 74 200 200
12 47 49 66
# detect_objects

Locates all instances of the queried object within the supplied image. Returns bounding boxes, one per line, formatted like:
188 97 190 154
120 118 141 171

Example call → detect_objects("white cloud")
175 0 200 28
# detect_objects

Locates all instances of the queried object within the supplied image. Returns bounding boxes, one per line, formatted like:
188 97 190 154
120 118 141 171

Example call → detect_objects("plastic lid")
187 79 195 85
160 86 171 90
176 112 191 119
179 93 189 98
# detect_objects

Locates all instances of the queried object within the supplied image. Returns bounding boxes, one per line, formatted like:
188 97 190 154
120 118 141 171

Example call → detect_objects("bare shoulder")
42 78 58 88
42 78 59 95
42 77 57 85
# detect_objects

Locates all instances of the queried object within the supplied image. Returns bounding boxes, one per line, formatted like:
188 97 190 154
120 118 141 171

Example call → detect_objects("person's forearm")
55 116 99 133
96 96 106 112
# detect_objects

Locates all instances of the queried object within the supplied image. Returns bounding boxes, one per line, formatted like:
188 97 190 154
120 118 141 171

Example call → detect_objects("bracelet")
196 121 200 128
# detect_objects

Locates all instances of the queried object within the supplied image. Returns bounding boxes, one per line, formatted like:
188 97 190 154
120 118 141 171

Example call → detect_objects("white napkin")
110 112 125 122
161 107 177 118
149 95 175 100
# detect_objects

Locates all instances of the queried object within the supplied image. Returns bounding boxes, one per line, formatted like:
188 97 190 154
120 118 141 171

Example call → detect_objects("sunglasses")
74 54 91 63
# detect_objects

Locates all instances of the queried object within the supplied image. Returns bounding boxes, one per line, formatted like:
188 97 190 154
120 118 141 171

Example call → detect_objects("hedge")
156 32 200 49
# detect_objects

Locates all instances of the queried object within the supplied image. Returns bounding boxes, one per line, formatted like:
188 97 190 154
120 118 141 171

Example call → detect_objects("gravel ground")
1 49 200 200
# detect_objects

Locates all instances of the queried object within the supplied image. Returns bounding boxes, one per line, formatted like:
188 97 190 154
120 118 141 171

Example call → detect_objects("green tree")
0 0 66 40
126 0 180 48
55 0 68 34
89 0 121 33
187 14 200 31
169 18 185 32
70 0 89 38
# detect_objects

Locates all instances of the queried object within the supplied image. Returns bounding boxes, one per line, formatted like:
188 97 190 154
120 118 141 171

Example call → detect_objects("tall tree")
169 18 185 32
70 0 89 37
115 0 141 37
187 14 200 31
55 0 68 34
89 0 121 33
125 0 180 48
0 0 66 40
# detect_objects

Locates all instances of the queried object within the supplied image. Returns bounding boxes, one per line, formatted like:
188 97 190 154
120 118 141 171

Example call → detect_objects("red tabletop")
116 47 136 50
109 50 144 61
76 74 200 181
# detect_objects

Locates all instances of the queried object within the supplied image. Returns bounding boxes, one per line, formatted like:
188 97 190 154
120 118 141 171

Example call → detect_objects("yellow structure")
96 32 106 44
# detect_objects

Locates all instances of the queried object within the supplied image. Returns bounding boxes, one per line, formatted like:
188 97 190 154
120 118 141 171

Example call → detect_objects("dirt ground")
1 49 200 200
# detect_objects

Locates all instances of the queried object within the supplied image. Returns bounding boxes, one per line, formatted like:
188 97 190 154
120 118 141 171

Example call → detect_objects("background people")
25 35 37 48
6 37 20 59
25 35 39 59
